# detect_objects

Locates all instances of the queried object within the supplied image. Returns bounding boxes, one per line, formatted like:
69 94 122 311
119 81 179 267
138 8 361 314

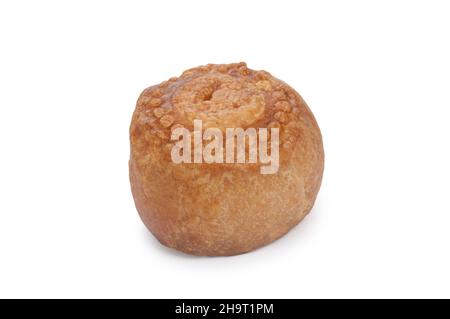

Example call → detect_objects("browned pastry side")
130 62 324 256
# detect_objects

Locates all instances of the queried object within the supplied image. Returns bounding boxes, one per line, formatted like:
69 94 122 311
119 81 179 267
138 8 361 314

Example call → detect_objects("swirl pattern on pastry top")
132 62 313 151
172 72 266 130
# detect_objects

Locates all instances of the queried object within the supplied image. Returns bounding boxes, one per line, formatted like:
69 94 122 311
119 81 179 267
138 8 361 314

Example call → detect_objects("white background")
1 0 449 298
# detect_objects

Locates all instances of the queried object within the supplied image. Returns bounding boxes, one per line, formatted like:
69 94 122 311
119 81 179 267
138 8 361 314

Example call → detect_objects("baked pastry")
129 62 324 256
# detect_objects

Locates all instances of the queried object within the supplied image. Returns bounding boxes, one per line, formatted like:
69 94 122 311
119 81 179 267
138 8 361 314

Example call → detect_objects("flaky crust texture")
130 62 324 256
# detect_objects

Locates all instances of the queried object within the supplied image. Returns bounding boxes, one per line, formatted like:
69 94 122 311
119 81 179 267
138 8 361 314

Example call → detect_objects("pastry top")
130 62 321 163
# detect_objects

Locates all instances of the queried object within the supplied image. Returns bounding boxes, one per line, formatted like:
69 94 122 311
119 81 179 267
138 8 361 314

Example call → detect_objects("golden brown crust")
130 62 324 256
